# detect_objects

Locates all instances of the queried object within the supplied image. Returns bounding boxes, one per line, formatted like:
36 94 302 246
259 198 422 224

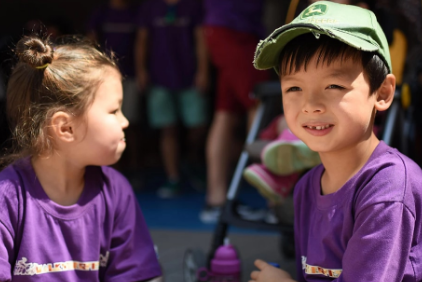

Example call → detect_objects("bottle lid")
211 239 240 274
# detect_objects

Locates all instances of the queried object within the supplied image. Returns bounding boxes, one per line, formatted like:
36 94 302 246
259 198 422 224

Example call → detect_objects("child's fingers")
254 259 269 270
250 270 260 280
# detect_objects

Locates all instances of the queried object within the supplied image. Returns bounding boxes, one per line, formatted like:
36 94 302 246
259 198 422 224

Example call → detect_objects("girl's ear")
50 111 76 143
374 74 396 112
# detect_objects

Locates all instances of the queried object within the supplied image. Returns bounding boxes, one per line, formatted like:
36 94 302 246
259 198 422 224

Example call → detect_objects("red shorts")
204 26 269 114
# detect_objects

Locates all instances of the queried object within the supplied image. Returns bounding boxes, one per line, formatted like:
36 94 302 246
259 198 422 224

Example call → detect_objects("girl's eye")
111 109 119 114
286 86 301 92
327 84 344 90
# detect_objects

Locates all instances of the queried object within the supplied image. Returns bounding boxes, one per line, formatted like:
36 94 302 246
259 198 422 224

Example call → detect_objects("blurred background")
0 0 421 281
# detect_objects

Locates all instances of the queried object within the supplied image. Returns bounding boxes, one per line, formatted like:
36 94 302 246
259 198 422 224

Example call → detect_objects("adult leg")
205 111 241 206
160 125 180 181
179 88 209 165
147 86 181 198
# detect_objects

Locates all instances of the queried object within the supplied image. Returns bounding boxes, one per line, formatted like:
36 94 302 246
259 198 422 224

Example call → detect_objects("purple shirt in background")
294 141 422 281
0 158 161 281
137 0 202 90
88 5 138 77
203 0 266 38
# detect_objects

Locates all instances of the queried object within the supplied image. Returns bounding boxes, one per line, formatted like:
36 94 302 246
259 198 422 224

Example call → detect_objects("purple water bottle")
210 238 241 282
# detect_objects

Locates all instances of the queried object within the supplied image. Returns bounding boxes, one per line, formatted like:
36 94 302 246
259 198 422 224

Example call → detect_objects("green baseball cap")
253 1 392 74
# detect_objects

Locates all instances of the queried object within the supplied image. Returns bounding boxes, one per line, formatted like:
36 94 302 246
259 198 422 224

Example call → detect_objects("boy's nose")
302 95 326 114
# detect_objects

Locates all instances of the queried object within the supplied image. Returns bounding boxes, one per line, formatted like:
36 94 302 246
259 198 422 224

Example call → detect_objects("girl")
0 35 163 281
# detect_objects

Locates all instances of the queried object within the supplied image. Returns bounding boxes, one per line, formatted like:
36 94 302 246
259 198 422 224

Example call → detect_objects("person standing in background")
87 0 141 171
200 0 269 223
135 0 209 198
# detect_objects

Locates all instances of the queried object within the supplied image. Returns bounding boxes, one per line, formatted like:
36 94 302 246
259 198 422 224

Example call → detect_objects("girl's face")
74 68 129 166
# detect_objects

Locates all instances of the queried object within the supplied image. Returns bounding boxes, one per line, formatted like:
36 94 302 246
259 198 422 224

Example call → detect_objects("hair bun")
16 36 53 69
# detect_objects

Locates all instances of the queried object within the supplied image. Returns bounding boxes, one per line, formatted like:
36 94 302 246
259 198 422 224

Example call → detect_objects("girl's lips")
303 124 334 136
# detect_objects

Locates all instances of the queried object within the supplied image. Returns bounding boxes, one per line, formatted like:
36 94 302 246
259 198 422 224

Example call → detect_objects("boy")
135 0 208 198
200 0 269 223
249 1 422 281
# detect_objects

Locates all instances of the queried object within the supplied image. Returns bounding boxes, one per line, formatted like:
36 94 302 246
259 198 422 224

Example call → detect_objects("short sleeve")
339 202 414 281
337 153 418 282
0 178 23 282
102 169 161 282
0 222 13 282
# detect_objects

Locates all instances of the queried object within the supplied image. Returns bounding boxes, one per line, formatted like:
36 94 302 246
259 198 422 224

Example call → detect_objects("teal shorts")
147 86 208 128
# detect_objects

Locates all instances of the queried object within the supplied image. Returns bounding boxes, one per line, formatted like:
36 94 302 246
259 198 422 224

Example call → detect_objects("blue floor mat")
131 167 278 234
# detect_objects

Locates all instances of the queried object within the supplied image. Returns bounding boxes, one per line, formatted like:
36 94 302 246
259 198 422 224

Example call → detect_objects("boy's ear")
374 74 396 112
50 111 76 143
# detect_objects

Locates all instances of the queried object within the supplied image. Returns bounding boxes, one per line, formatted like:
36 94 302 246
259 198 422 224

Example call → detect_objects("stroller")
183 78 412 282
182 1 416 280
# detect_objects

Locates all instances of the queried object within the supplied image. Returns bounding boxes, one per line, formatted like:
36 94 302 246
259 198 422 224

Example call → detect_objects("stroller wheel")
183 248 206 282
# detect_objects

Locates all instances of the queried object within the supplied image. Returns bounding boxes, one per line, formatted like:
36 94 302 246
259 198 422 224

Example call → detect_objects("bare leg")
247 104 258 130
160 125 179 180
186 125 208 164
205 111 240 206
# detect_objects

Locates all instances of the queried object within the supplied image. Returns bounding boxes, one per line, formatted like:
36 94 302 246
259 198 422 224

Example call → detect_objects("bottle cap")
211 239 240 274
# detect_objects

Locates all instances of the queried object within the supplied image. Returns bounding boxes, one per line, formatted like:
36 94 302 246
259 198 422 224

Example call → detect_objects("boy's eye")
286 86 302 92
327 84 344 90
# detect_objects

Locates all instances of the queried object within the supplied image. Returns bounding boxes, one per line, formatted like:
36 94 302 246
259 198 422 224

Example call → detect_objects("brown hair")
3 34 119 166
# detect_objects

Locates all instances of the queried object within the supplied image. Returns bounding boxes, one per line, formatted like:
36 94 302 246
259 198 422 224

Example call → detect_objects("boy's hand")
249 259 296 282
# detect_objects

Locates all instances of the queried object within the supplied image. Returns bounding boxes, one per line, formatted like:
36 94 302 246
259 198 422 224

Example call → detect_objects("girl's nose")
121 113 129 128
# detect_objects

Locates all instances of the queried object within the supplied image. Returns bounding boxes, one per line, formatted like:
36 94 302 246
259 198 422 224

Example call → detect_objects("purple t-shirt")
203 0 265 38
0 158 161 281
294 141 422 281
137 0 202 90
88 5 138 77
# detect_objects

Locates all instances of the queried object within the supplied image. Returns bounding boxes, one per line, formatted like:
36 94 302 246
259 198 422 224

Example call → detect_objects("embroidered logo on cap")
301 4 328 19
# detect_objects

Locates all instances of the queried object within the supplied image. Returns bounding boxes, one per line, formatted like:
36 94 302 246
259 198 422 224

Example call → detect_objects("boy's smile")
281 56 377 155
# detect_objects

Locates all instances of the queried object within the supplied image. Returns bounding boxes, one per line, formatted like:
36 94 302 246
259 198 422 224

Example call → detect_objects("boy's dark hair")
278 33 389 94
3 34 119 166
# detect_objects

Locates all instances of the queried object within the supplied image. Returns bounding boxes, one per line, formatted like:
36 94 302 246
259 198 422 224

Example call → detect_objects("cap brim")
254 24 379 72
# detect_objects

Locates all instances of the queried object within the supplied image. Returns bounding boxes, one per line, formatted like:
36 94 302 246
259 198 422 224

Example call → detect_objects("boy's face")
280 56 377 154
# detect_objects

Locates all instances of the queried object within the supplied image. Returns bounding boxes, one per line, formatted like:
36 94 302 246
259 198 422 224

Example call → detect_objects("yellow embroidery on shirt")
14 253 110 276
301 256 342 278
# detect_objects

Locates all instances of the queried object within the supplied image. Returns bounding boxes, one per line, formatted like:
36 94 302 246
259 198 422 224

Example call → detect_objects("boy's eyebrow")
281 68 356 81
327 69 353 79
280 74 300 82
281 75 297 82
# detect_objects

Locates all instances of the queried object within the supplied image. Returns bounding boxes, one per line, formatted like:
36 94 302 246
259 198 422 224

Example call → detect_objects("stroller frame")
205 80 408 266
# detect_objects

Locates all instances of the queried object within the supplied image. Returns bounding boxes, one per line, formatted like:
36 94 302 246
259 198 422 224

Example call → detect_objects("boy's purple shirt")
88 5 138 77
0 158 161 281
203 0 266 38
294 141 422 281
137 0 203 90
